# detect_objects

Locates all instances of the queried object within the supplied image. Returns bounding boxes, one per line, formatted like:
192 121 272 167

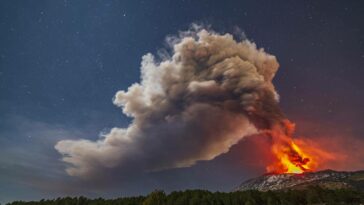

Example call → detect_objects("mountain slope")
236 169 364 191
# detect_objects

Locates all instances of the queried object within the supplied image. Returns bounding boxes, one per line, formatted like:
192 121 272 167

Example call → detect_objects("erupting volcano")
265 120 315 174
56 27 342 180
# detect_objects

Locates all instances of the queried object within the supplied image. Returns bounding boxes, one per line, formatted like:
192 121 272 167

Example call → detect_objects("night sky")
1 0 364 203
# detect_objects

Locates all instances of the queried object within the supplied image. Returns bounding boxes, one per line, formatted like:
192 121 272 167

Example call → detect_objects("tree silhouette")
6 187 364 205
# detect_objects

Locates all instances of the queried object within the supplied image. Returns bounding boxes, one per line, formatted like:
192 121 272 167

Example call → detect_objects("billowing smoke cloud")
55 27 282 179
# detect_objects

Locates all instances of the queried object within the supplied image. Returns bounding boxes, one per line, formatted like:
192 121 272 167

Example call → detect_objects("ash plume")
55 27 283 179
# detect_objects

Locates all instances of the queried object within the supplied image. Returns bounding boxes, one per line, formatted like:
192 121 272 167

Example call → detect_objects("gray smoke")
55 27 281 179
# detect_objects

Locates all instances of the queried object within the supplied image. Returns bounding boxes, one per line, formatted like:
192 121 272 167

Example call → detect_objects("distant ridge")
236 169 364 191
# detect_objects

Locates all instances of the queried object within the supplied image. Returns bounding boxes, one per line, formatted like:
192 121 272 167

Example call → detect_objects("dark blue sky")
1 0 364 203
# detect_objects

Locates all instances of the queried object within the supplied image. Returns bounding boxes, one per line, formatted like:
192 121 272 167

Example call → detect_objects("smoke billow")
55 27 283 179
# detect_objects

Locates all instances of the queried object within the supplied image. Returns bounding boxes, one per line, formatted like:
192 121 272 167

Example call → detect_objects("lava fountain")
265 120 316 174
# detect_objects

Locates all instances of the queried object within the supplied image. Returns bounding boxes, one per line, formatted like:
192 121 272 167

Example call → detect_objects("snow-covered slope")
236 169 364 191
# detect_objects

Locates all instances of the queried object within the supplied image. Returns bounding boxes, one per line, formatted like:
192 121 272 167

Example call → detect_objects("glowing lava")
266 120 316 174
268 140 313 174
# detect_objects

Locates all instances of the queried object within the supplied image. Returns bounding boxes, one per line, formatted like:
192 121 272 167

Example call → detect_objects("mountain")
236 169 364 192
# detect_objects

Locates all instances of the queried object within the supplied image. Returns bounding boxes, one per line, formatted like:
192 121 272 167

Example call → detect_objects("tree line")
7 186 364 205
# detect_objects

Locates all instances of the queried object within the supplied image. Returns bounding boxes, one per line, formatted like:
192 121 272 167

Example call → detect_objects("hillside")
236 169 364 192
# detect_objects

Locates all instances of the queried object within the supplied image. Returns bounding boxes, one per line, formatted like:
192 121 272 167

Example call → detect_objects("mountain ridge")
236 169 364 192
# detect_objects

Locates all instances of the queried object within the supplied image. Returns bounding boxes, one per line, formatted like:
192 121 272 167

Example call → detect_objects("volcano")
236 170 364 192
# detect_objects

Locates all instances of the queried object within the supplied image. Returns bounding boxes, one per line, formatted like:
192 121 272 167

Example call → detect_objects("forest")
7 186 364 205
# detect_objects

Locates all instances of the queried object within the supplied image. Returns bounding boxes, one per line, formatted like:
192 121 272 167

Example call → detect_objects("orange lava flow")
266 120 316 174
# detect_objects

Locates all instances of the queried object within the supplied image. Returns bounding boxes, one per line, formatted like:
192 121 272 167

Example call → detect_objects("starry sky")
1 0 364 203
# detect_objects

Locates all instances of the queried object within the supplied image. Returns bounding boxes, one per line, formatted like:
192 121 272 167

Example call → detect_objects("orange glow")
266 120 316 174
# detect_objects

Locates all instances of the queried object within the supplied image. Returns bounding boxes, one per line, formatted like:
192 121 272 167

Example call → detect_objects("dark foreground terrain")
7 187 364 205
